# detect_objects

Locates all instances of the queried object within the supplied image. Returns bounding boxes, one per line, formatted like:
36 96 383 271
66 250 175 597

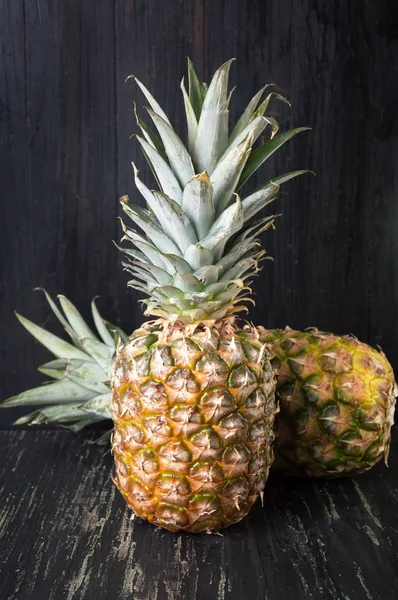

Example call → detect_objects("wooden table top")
1 429 397 600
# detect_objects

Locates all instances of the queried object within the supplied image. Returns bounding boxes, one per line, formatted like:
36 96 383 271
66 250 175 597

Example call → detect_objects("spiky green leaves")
187 57 207 119
1 291 124 436
192 59 234 173
238 127 311 190
182 172 215 239
120 58 311 322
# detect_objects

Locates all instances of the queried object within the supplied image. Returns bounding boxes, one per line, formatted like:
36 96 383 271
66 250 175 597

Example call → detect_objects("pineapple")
110 59 309 532
7 307 396 484
259 327 397 478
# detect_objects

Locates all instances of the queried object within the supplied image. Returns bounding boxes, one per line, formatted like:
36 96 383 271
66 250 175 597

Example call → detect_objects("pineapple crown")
120 58 310 324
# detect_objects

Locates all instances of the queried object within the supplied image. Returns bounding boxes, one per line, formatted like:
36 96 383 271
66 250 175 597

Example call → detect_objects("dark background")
1 0 397 426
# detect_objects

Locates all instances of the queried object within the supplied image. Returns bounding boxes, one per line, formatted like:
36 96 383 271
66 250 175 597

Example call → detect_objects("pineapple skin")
111 321 277 533
258 327 397 478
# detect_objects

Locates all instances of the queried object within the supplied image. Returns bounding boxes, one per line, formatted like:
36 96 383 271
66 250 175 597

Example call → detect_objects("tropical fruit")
259 327 397 477
4 304 396 483
109 58 308 532
112 322 276 532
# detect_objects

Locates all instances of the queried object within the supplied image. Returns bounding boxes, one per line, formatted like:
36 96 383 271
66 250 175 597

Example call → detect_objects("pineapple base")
259 327 397 478
111 319 277 533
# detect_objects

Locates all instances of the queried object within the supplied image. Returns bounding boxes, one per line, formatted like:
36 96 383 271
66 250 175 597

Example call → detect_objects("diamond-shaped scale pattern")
112 322 277 533
259 326 397 478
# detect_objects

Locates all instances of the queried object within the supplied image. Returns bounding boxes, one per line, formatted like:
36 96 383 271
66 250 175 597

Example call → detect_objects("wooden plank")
0 0 37 425
364 2 398 367
22 0 118 307
1 1 118 425
114 0 204 334
1 429 397 599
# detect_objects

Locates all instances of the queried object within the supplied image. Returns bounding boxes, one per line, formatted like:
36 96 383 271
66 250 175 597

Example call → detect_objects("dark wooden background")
1 0 397 426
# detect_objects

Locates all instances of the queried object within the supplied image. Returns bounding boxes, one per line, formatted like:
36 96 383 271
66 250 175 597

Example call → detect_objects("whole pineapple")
110 59 308 533
112 322 276 532
7 309 396 484
259 327 397 477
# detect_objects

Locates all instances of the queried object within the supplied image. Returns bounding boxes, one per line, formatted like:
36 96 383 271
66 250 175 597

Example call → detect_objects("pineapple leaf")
81 392 112 419
181 172 216 240
63 373 110 395
78 338 114 372
150 286 184 301
193 59 234 173
204 195 244 246
231 214 277 246
150 191 198 252
241 170 313 222
179 308 208 322
197 300 224 313
187 57 206 120
14 404 95 425
115 243 148 265
119 225 166 269
184 244 214 270
38 365 65 380
238 127 311 189
124 261 173 286
39 358 110 383
133 102 166 158
201 196 244 262
221 115 277 164
254 91 291 116
15 312 91 362
127 280 150 294
229 84 273 143
218 240 260 273
130 75 172 125
91 297 115 347
35 289 88 354
160 253 193 275
220 254 263 282
131 162 161 212
146 108 195 188
2 380 96 407
194 265 221 285
117 245 147 266
34 288 71 334
120 199 181 255
180 77 198 153
226 85 237 108
251 169 314 194
173 273 204 293
124 265 158 286
58 295 99 342
105 322 129 344
214 287 243 303
242 182 280 222
135 135 183 204
212 131 254 215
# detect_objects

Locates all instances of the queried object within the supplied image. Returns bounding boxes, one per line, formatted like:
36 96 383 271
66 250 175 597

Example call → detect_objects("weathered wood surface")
1 429 397 600
1 0 398 422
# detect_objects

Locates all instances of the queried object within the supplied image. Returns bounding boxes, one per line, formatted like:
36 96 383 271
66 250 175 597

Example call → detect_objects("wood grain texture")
1 0 398 426
1 429 398 599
